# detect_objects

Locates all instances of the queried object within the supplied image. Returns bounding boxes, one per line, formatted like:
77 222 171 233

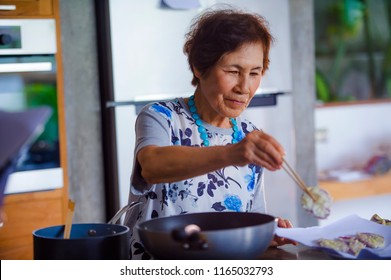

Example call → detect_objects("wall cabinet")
0 0 53 17
0 0 68 259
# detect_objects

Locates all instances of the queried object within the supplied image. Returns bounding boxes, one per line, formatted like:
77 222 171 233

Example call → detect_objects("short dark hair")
184 8 274 86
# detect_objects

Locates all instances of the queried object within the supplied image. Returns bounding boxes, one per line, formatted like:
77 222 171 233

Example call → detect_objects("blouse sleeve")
130 103 171 193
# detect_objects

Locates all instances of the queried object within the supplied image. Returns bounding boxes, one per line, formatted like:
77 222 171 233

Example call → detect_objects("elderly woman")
125 8 296 260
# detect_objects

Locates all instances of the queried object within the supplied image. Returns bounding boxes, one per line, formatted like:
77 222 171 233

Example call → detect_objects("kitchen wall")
59 0 106 222
58 0 317 226
290 0 318 227
316 101 391 173
315 101 391 226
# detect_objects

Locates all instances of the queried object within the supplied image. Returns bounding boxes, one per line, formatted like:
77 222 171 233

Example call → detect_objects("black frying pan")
136 212 276 259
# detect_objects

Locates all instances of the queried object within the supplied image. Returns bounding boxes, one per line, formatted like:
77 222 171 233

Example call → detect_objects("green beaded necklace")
188 95 242 147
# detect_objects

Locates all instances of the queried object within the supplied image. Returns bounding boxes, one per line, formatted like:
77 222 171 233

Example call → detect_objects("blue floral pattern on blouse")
223 195 243 212
245 164 261 192
150 102 172 119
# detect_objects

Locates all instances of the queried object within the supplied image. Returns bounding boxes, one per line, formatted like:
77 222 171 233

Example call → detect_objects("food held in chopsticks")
317 232 385 256
300 186 332 219
282 159 332 219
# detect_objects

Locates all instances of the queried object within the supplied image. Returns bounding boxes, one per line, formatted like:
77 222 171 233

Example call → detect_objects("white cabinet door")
109 0 292 102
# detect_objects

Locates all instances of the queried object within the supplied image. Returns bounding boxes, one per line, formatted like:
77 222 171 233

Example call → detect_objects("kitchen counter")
260 244 333 260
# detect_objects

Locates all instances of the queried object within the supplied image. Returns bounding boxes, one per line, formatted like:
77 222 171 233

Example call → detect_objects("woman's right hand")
231 130 285 171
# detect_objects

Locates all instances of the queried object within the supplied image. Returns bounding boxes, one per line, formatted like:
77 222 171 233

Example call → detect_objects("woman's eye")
227 70 239 75
250 72 260 76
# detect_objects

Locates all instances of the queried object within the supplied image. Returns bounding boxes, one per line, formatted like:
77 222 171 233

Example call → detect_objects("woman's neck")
187 93 231 128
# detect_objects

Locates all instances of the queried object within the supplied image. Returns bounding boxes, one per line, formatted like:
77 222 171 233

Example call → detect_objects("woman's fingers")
258 130 286 157
270 218 298 247
246 131 284 169
233 130 285 170
277 218 293 228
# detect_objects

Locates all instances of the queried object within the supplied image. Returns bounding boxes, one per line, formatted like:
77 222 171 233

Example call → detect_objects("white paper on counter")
276 214 391 259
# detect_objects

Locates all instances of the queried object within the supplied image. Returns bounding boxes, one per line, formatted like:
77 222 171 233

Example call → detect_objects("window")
315 0 391 103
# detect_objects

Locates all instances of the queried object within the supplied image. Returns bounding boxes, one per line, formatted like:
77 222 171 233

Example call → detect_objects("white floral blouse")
124 98 266 259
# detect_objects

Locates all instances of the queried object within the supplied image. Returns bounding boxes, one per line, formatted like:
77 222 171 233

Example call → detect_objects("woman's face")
194 42 264 126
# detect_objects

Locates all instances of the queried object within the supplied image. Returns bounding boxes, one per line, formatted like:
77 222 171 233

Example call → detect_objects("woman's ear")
193 67 202 79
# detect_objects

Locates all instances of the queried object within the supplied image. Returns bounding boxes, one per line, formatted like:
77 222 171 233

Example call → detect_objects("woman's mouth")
227 98 247 107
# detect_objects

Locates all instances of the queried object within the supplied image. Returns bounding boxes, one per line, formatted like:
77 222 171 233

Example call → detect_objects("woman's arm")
137 130 285 184
137 145 231 184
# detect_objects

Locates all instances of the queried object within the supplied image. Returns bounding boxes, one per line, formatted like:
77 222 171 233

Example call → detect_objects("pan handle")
171 224 209 251
107 201 143 225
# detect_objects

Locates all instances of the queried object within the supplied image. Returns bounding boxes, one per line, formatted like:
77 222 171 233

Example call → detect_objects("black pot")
136 212 276 259
33 223 130 260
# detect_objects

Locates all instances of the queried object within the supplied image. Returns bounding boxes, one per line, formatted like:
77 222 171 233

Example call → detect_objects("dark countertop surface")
260 244 334 260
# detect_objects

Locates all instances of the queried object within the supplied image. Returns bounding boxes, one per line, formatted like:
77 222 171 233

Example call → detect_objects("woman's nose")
236 75 250 94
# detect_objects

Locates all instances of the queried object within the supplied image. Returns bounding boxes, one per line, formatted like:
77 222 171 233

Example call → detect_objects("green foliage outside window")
315 0 391 103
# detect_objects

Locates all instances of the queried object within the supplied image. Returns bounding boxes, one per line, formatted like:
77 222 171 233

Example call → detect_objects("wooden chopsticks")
282 159 317 201
63 199 75 239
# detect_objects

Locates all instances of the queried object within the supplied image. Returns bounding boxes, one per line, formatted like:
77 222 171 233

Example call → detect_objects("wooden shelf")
319 172 391 201
0 0 53 18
